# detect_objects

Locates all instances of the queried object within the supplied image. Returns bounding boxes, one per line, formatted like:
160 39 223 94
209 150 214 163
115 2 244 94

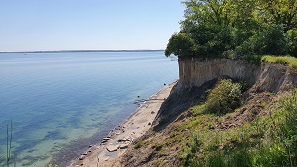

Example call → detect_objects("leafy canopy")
165 0 297 58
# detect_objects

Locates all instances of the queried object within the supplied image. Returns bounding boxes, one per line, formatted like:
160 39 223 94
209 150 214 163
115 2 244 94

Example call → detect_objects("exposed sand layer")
67 81 177 167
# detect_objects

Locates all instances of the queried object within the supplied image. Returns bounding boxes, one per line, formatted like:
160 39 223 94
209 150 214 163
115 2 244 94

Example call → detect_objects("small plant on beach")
135 140 143 149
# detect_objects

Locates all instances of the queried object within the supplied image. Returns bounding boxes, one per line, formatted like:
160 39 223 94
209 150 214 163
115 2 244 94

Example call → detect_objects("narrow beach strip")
67 81 177 167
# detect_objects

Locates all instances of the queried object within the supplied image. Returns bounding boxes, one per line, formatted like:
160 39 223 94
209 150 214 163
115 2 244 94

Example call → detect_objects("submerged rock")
79 155 85 160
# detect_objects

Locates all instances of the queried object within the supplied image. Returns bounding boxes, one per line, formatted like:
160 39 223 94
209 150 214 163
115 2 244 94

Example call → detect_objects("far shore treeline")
165 0 297 59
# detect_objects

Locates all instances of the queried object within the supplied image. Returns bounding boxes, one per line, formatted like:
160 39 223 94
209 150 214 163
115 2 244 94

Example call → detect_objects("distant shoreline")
0 50 165 54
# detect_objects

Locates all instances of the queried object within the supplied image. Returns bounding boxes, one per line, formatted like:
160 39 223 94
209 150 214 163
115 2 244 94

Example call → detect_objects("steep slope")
120 59 297 167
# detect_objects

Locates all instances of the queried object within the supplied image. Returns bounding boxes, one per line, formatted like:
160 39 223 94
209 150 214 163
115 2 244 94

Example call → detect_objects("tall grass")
1 122 15 167
261 55 297 69
6 122 12 167
1 123 59 167
183 89 297 167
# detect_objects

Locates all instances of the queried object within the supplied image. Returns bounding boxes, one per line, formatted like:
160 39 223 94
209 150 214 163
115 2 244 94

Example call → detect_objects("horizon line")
0 49 165 53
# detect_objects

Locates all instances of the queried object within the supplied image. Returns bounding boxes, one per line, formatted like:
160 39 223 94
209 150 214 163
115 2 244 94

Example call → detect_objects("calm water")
0 51 178 166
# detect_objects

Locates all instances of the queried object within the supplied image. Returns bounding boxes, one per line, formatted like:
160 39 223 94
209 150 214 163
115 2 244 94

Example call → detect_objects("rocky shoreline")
66 81 177 167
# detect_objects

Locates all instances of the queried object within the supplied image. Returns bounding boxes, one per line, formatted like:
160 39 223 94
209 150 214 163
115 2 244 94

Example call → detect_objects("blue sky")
0 1 184 52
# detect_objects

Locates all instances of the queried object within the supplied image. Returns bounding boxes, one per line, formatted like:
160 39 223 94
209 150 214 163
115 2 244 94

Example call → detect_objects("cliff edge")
120 58 297 167
177 58 297 93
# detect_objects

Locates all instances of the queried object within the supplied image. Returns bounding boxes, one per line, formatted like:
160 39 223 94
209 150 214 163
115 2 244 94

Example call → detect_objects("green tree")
257 0 297 31
236 24 288 56
288 28 297 57
168 0 258 58
165 33 196 57
166 0 296 58
260 24 288 55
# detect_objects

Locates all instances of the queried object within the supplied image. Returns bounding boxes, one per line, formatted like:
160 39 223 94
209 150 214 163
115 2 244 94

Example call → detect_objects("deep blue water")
0 51 178 166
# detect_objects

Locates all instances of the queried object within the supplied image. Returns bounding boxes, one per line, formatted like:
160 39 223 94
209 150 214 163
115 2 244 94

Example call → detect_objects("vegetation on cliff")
206 79 242 114
182 84 297 167
121 79 297 167
261 55 297 69
165 0 297 58
121 1 297 166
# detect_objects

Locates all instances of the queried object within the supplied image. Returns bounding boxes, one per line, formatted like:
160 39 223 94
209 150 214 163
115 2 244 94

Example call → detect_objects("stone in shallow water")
79 155 85 160
102 137 110 141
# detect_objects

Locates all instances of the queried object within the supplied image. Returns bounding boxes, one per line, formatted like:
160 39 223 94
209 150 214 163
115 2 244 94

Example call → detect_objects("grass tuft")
135 140 143 149
261 55 297 69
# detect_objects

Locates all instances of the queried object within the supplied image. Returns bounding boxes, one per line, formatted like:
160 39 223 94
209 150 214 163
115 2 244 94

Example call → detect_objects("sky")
0 0 184 52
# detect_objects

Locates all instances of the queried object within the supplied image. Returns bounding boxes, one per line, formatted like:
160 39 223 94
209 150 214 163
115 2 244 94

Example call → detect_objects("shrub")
288 28 297 57
134 140 143 149
206 79 242 114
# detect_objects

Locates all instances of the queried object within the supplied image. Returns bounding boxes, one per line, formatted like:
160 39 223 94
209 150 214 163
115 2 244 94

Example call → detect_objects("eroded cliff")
120 58 297 167
176 58 297 93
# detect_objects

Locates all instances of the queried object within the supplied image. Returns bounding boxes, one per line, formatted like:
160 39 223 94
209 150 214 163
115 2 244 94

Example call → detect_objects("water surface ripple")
0 51 178 166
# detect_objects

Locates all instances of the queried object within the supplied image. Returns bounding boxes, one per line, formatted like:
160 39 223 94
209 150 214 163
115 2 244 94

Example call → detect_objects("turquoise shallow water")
0 51 178 166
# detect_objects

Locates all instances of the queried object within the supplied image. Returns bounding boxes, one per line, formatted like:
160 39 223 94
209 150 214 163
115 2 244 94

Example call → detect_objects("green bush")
288 28 297 57
206 79 242 114
134 140 143 149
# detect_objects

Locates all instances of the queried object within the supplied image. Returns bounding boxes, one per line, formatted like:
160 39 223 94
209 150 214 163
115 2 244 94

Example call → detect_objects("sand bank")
67 81 177 167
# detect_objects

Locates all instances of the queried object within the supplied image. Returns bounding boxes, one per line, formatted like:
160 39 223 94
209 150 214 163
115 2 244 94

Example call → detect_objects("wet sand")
66 81 177 167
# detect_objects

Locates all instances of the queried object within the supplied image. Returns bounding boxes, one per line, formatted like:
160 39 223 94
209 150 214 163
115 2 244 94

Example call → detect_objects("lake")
0 51 178 166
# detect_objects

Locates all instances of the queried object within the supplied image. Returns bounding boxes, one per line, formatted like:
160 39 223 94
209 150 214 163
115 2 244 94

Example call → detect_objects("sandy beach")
67 81 177 167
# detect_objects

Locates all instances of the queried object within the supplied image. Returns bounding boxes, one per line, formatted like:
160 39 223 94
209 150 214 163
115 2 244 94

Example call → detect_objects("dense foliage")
165 0 297 58
206 79 242 114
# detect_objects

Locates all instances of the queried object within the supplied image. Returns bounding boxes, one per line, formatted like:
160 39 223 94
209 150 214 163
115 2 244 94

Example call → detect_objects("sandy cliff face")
120 58 297 167
176 58 297 93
